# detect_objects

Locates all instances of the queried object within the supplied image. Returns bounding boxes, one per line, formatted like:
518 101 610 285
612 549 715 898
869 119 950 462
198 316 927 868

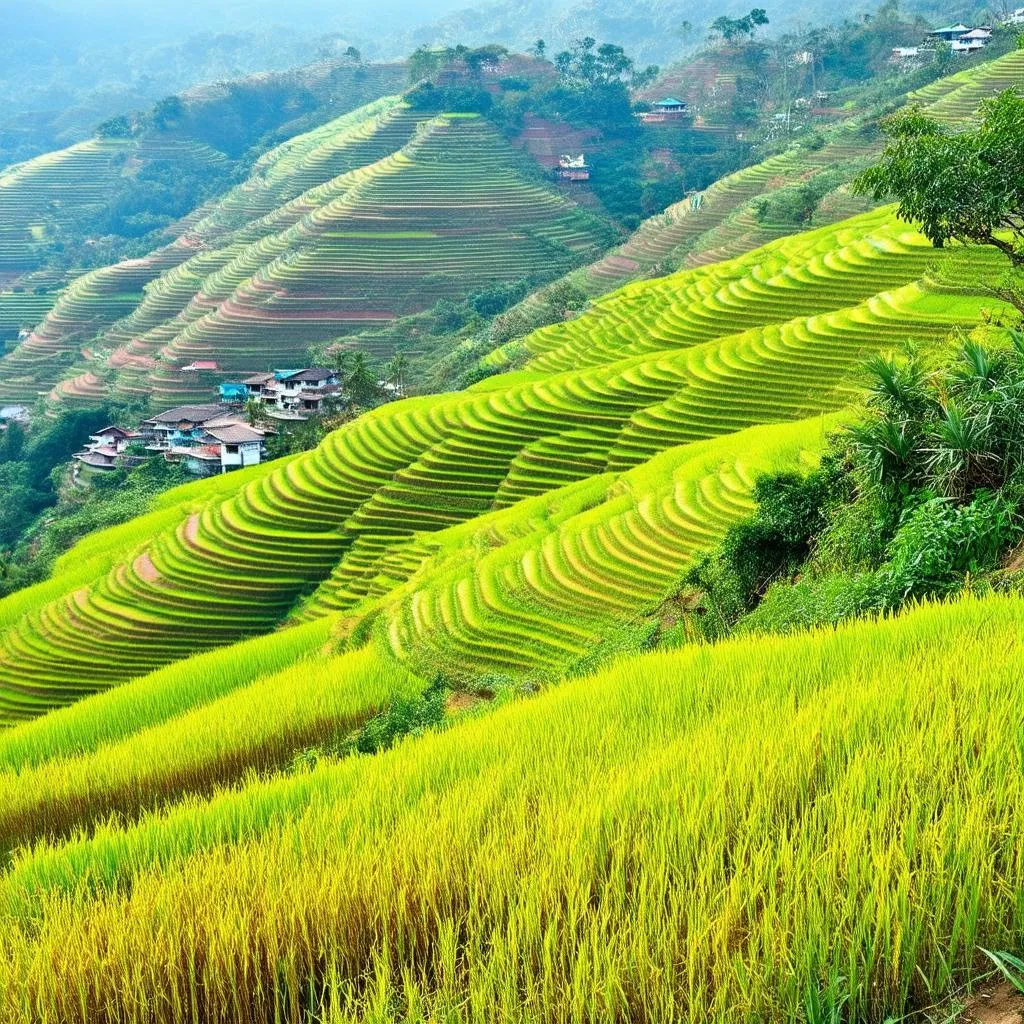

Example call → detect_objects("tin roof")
206 424 265 444
281 367 336 383
146 405 225 425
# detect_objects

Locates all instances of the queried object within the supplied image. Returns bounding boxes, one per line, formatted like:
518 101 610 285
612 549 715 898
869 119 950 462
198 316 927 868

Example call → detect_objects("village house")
141 404 272 476
175 421 267 476
926 23 993 53
72 425 144 473
639 97 689 124
952 27 993 52
555 154 591 182
219 367 342 421
142 405 228 451
218 381 250 403
1005 7 1024 24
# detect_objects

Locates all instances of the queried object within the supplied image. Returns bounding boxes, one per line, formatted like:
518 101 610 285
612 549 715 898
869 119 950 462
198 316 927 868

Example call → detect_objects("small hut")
556 154 590 182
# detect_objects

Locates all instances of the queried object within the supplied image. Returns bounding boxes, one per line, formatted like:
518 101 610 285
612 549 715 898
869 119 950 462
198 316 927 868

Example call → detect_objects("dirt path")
961 983 1024 1024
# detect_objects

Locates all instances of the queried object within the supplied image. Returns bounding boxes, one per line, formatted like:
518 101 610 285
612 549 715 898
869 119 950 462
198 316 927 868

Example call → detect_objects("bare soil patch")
961 983 1024 1024
133 552 161 584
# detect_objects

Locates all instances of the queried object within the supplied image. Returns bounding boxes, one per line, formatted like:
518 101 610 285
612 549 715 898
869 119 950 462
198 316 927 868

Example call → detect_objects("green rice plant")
0 204 1013 717
0 457 284 636
0 644 423 855
0 593 1020 1023
981 950 1024 994
0 617 334 772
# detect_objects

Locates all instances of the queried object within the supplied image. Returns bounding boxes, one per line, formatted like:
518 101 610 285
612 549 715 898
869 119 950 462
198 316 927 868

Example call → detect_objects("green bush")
706 338 1024 637
874 491 1018 603
355 687 447 754
685 467 839 637
740 571 877 635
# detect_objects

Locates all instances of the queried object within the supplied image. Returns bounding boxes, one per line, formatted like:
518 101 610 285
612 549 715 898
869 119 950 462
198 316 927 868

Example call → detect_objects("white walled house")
205 423 266 471
221 368 342 421
139 406 271 476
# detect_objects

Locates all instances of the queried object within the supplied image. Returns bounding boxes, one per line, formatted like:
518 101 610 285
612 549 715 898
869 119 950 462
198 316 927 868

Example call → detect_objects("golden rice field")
0 593 1020 1022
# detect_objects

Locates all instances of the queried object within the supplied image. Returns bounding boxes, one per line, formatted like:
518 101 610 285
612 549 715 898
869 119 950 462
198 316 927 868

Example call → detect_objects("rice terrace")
0 2 1023 1022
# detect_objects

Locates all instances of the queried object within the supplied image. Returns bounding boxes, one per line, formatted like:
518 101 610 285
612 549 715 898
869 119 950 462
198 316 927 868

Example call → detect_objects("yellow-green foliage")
0 614 332 772
0 593 1020 1022
1 205 1013 723
378 414 839 680
0 456 286 635
0 644 423 855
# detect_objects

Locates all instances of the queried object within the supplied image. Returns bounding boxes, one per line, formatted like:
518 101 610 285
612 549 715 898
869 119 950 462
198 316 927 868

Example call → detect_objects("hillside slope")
418 46 1024 390
0 202 1009 720
0 40 1022 1024
0 61 409 363
569 49 1024 297
7 47 1024 407
0 62 408 269
0 100 614 408
0 589 1019 1022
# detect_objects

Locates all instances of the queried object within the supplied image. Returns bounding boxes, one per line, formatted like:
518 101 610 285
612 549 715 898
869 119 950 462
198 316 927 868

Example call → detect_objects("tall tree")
384 354 409 396
344 352 383 407
711 8 770 42
854 89 1024 313
244 398 269 428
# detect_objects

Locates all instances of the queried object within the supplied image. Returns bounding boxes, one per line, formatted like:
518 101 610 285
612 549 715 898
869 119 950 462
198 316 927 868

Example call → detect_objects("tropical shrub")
703 336 1024 637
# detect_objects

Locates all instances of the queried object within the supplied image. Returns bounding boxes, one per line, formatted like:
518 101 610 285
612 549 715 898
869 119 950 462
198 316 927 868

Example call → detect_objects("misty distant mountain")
0 0 972 169
392 0 971 65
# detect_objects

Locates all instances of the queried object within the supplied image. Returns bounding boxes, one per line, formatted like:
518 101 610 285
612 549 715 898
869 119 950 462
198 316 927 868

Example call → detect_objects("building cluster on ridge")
73 407 272 478
217 367 342 421
71 366 406 480
556 97 689 184
72 366 345 479
890 19 1004 65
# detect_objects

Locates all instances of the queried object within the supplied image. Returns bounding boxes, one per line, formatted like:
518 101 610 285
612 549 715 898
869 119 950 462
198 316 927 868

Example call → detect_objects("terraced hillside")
0 203 1009 721
0 100 614 409
567 48 1024 300
420 47 1024 394
1 51 1023 1024
8 47 1024 409
0 62 408 276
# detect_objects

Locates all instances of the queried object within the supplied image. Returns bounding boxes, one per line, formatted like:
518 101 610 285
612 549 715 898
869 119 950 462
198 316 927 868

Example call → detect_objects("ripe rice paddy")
0 594 1019 1022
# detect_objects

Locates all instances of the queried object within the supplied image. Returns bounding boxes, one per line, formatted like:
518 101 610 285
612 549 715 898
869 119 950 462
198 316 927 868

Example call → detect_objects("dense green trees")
0 405 150 593
96 115 133 139
710 8 769 43
552 37 659 90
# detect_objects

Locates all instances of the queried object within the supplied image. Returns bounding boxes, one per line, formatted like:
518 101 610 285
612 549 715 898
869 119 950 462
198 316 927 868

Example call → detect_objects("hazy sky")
22 0 481 36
